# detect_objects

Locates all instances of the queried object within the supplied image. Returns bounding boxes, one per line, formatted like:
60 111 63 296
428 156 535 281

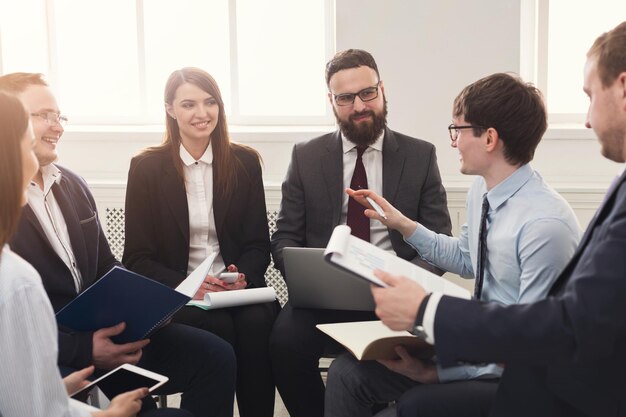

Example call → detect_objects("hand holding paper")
371 269 427 332
324 225 470 298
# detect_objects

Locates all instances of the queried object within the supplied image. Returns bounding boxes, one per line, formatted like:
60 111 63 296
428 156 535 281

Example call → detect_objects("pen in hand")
365 196 387 220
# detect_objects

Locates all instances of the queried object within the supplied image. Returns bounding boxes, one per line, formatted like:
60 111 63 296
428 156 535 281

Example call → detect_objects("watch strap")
410 293 432 338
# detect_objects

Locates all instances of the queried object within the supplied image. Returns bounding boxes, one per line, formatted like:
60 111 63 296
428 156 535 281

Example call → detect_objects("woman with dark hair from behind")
0 91 148 416
123 67 278 417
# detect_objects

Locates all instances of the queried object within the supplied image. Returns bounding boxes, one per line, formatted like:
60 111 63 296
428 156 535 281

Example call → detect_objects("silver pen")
365 196 387 220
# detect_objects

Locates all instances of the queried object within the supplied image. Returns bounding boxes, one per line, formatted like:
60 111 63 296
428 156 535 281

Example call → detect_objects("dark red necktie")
347 146 370 241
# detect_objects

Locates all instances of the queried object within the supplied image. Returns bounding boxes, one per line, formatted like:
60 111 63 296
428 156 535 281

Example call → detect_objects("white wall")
57 0 620 233
337 0 521 181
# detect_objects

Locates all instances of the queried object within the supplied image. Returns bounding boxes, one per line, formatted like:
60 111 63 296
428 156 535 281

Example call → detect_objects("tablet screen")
72 367 162 404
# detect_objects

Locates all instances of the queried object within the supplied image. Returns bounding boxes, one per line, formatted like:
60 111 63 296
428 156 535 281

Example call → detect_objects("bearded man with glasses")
269 48 453 417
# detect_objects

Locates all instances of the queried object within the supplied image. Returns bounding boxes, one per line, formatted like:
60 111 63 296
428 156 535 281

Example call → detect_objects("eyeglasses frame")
332 81 381 107
31 111 68 127
447 124 487 142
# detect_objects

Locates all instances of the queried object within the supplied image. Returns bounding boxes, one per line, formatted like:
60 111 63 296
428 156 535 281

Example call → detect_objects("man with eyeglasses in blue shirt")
269 49 452 417
325 72 582 417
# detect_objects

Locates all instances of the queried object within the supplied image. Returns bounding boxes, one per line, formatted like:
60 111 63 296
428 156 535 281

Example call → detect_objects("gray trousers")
325 353 498 417
325 353 417 417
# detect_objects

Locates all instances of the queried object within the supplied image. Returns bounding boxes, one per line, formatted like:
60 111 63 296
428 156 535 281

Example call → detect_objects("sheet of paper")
187 287 276 310
174 253 217 298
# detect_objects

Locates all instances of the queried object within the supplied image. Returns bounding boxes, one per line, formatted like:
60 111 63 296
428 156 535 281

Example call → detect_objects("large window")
522 0 626 125
0 0 335 126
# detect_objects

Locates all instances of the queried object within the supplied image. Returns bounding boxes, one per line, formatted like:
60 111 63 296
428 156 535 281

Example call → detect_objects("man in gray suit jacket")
269 49 452 417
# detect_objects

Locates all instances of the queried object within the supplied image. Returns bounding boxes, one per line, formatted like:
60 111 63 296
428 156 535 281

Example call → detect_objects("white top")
0 245 89 417
340 131 393 253
27 164 83 292
180 144 226 276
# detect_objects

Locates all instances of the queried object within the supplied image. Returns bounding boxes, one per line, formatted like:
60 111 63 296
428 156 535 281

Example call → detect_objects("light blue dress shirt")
406 164 582 382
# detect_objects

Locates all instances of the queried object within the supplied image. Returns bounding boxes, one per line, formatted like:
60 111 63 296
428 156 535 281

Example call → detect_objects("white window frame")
519 0 595 140
0 0 337 129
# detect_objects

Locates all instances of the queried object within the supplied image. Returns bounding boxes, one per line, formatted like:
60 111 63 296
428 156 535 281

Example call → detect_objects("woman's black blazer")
122 146 270 289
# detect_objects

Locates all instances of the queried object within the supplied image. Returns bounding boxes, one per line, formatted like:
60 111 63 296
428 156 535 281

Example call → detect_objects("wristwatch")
410 293 432 339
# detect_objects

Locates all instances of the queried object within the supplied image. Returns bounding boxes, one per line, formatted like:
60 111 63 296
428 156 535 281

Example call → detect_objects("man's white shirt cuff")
423 292 442 345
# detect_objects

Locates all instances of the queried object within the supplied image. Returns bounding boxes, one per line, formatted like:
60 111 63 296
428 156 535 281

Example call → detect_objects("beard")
334 97 388 147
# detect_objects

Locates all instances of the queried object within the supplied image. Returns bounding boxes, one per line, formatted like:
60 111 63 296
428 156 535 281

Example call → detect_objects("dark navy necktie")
474 194 490 300
347 146 370 242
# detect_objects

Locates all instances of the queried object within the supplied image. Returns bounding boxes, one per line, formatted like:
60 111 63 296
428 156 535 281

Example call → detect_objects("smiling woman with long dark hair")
123 67 278 417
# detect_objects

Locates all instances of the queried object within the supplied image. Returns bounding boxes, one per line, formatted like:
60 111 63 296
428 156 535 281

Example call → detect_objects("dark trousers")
325 354 499 417
269 302 377 417
325 354 418 417
172 301 279 417
140 409 194 417
397 379 499 417
62 323 236 417
140 323 236 417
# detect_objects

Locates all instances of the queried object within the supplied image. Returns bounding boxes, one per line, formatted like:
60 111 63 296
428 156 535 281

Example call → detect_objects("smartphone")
70 364 168 406
218 272 239 284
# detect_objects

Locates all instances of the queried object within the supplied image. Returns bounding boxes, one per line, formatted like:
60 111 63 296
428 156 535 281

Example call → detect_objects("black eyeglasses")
448 124 486 142
333 82 381 106
31 112 68 127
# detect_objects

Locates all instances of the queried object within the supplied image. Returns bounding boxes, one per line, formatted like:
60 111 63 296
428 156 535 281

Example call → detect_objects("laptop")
282 247 375 311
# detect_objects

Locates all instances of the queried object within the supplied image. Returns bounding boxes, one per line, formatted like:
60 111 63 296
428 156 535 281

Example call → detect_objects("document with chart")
324 225 470 299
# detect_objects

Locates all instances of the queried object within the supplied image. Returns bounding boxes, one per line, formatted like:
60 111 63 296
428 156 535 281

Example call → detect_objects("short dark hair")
0 72 48 94
453 73 547 166
325 49 380 88
0 91 30 248
587 21 626 87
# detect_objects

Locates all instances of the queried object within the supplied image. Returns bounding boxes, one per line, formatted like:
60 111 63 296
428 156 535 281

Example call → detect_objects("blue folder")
56 266 190 344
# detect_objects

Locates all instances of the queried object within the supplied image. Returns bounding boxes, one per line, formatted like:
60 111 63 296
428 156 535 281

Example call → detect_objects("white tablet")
70 364 168 406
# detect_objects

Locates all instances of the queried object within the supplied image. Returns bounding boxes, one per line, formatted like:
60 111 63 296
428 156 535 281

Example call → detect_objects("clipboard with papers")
323 225 470 299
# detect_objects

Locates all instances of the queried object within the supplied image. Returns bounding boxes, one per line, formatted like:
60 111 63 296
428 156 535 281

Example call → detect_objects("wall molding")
91 181 606 240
